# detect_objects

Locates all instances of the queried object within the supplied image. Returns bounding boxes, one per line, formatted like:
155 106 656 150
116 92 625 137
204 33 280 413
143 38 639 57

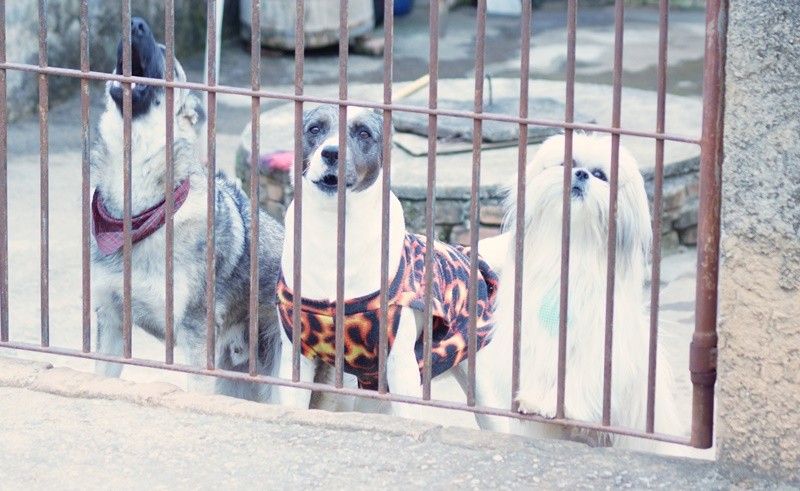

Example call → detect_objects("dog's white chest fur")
280 179 406 300
90 188 210 329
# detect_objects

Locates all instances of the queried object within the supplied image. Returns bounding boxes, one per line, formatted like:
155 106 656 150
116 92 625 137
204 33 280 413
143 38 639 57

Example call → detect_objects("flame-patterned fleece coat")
276 233 498 390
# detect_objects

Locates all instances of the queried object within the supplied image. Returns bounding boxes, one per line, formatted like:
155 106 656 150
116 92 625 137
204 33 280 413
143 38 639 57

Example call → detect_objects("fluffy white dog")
480 133 688 453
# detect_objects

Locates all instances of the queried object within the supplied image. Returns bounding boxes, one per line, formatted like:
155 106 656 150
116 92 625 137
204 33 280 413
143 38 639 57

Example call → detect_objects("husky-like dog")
275 105 507 431
480 134 689 453
90 18 284 401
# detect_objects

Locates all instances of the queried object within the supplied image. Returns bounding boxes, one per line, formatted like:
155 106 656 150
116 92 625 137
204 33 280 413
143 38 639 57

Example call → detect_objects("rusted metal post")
378 0 395 395
164 0 176 365
691 0 727 450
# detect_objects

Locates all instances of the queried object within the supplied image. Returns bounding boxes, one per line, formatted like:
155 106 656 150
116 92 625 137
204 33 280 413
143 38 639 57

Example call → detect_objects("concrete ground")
1 356 790 490
0 2 765 488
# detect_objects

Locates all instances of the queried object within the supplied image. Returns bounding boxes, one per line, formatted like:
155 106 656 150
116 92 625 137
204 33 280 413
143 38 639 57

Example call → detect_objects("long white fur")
277 108 507 431
480 133 692 454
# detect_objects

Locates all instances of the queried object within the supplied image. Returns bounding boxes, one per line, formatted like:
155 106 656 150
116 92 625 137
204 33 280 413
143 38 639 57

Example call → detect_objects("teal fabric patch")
538 283 572 336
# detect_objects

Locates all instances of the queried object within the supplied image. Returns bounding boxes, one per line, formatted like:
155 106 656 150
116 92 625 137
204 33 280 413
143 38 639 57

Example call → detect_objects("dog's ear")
616 171 652 275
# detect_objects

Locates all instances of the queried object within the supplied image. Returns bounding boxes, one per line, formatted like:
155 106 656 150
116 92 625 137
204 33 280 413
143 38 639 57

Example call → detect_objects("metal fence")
0 0 724 449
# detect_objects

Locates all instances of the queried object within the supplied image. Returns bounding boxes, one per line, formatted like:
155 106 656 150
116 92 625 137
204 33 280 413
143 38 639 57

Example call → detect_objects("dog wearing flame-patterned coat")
275 105 507 431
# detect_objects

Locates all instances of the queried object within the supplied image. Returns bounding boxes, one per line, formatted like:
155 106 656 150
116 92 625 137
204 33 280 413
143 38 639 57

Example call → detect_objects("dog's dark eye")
358 130 371 140
308 125 321 135
592 169 608 182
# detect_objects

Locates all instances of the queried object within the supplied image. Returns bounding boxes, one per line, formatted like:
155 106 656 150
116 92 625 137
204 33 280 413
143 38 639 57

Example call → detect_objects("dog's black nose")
131 17 151 37
575 169 589 181
321 146 339 166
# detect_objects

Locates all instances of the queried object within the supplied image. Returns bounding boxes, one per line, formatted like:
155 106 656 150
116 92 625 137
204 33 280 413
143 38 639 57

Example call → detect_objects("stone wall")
247 161 699 249
717 0 800 482
4 1 207 122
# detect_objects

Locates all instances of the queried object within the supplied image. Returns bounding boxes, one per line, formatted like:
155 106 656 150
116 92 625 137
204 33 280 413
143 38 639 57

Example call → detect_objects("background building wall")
718 0 800 481
4 1 208 122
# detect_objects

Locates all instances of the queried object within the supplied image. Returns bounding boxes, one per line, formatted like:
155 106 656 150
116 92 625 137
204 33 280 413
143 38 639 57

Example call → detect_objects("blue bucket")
373 0 415 24
394 0 415 16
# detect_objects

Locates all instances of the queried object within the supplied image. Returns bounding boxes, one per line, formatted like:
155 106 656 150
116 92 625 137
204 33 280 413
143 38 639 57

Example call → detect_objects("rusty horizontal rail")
0 338 691 446
0 62 702 144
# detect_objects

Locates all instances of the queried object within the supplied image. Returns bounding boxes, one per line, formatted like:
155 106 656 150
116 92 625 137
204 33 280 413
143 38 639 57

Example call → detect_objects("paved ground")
1 356 791 490
0 2 761 488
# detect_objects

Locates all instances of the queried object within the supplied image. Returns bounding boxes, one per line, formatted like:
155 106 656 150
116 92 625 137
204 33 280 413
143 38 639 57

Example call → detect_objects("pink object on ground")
259 151 294 172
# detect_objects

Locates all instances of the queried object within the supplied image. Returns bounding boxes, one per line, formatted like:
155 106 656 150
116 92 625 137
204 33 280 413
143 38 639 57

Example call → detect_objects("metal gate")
0 0 724 449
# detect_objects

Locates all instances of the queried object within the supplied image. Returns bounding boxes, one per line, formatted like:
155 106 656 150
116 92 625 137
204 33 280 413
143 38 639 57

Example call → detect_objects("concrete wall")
4 1 207 122
717 0 800 482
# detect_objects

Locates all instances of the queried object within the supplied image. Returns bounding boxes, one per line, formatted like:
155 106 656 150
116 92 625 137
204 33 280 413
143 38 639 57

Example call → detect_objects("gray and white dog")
90 17 283 401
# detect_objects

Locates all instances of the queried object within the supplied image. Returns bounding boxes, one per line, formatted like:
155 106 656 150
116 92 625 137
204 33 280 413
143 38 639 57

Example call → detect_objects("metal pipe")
80 0 91 354
0 63 704 145
0 0 7 343
38 0 50 347
511 0 533 414
248 0 262 377
691 0 726 450
601 0 625 427
334 0 350 389
291 0 306 383
646 0 670 434
121 1 133 359
378 0 396 395
421 0 441 401
164 0 176 365
556 0 578 420
0 337 692 446
466 0 489 406
205 0 218 371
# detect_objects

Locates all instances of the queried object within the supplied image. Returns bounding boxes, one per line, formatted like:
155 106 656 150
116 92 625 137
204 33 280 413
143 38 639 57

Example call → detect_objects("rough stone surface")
392 97 596 144
717 0 800 482
0 357 53 387
479 204 505 226
4 0 206 122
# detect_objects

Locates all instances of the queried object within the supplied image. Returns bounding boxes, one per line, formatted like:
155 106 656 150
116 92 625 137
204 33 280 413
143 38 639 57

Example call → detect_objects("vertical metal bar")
0 0 7 342
248 0 261 377
556 0 578 419
691 0 726 450
121 1 133 359
80 0 91 353
38 0 50 347
334 0 350 389
646 0 670 433
511 0 532 413
421 0 440 401
164 0 176 365
378 0 395 395
291 0 306 382
602 0 625 427
206 0 218 371
466 0 488 406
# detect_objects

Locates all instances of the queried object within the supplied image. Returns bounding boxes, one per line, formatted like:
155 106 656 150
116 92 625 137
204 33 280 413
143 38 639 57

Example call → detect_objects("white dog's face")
522 134 652 272
300 105 386 197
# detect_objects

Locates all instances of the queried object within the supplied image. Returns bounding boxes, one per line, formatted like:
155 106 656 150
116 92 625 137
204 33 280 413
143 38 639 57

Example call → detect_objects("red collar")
91 179 190 255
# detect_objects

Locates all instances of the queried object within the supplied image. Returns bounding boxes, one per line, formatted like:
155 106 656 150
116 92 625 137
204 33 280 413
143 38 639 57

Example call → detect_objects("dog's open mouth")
108 17 165 118
571 185 584 199
311 172 359 194
313 174 339 193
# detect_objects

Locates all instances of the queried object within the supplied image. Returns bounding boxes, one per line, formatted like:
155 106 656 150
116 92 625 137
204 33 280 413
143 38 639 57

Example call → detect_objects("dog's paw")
516 391 557 419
